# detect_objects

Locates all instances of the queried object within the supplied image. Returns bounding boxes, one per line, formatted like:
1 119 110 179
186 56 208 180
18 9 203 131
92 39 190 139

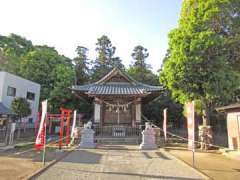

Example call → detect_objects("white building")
0 71 40 123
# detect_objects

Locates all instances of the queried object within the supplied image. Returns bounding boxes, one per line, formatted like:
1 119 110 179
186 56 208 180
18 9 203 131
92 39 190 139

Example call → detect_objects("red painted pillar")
66 111 71 146
59 111 64 149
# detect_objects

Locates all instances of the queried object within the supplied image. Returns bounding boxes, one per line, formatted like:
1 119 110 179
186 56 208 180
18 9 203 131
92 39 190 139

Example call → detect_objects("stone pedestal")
140 127 157 150
198 125 213 150
79 128 96 149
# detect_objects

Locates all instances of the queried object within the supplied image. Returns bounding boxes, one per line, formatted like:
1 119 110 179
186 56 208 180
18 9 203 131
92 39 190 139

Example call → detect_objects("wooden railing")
93 125 141 137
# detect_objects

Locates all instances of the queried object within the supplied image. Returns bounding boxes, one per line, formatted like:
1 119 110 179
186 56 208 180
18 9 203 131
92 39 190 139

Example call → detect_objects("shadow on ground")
62 149 102 164
0 146 71 163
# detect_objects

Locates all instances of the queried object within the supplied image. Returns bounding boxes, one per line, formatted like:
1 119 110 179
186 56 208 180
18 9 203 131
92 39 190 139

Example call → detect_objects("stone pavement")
35 145 207 180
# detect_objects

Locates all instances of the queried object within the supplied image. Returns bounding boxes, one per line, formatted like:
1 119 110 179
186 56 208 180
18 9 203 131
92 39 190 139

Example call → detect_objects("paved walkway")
35 145 207 180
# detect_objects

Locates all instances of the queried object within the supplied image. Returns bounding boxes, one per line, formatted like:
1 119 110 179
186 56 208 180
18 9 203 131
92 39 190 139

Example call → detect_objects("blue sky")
0 0 182 73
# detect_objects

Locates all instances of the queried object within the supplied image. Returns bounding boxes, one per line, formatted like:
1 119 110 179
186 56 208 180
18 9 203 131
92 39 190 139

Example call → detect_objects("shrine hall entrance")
103 103 133 126
72 67 163 140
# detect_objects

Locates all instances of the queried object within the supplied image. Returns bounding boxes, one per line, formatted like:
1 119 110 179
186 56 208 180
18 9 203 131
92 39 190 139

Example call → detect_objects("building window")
7 86 16 97
26 91 35 101
28 118 33 123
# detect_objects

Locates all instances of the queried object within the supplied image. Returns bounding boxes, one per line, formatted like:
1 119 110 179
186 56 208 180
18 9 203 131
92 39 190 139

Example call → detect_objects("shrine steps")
95 137 140 145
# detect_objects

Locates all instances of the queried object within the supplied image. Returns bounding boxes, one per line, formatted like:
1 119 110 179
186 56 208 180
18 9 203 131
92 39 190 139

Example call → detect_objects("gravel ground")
35 145 207 180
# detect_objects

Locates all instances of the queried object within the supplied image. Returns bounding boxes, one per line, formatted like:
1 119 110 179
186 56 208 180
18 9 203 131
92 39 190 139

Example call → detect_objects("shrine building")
71 68 162 128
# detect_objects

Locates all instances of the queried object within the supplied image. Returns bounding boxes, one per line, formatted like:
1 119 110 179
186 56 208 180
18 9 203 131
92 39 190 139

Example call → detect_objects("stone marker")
140 122 157 150
79 121 96 149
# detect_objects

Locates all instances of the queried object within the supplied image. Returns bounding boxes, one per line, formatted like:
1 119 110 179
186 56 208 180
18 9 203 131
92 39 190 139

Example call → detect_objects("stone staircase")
95 136 141 145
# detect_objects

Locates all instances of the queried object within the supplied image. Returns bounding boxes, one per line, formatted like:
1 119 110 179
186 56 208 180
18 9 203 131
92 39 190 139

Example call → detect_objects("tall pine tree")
91 35 124 81
73 46 89 85
128 45 158 85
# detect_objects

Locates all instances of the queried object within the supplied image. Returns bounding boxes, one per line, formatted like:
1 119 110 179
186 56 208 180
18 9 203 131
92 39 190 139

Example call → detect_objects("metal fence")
93 125 141 138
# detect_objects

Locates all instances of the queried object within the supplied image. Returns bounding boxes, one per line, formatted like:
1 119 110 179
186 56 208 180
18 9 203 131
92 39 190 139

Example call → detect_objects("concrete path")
35 145 207 180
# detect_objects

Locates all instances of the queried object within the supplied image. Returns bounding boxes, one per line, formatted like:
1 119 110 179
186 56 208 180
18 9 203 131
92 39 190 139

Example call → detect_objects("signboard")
186 101 195 150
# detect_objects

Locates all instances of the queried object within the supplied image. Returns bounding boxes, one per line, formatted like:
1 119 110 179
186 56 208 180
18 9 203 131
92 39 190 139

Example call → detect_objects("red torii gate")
35 108 73 149
59 107 72 149
47 114 61 134
35 113 61 135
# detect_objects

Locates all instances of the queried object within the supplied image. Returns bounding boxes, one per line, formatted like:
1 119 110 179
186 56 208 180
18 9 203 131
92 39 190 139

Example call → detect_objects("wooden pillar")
135 98 141 124
59 111 64 149
94 101 102 123
66 111 71 146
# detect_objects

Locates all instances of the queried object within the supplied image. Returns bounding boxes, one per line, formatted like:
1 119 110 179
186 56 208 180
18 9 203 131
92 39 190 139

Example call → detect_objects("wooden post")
59 111 64 149
66 111 71 146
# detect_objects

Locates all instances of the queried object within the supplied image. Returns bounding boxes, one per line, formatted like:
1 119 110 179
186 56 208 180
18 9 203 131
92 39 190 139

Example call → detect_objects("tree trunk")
17 117 21 139
202 103 210 126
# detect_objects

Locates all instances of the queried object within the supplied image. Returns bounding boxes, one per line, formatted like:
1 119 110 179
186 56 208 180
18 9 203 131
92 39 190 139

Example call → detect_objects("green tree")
127 67 159 85
96 35 116 65
128 45 157 85
129 45 153 82
143 90 184 128
160 0 240 126
128 46 182 125
91 35 124 81
20 46 75 113
73 46 89 85
131 45 150 69
11 97 31 138
49 63 75 111
111 56 125 70
0 51 7 71
0 34 33 73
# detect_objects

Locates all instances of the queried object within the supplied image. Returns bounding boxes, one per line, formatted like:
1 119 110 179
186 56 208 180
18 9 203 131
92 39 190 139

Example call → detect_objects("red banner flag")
186 101 195 150
35 100 47 151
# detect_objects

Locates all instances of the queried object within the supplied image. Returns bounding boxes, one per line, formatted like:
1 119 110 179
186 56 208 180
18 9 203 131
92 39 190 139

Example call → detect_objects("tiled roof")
72 83 162 95
71 68 163 96
0 103 12 115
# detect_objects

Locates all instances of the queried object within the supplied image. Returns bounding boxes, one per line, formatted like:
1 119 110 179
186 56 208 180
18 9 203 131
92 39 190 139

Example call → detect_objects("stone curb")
163 149 212 180
25 149 74 180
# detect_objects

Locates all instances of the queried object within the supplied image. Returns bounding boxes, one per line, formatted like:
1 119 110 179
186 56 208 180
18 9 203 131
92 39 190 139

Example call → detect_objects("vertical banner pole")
42 118 46 166
192 101 195 167
163 108 167 142
71 110 77 138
